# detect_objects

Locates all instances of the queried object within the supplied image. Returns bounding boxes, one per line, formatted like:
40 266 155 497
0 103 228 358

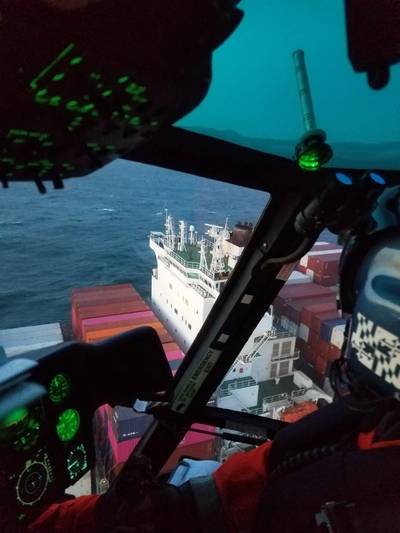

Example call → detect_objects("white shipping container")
0 323 63 355
0 323 62 340
5 341 63 358
287 271 312 285
298 323 310 342
331 324 345 349
306 268 315 280
287 320 298 336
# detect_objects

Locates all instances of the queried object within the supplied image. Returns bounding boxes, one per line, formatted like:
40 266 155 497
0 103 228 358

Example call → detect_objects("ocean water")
0 159 272 330
1 159 335 330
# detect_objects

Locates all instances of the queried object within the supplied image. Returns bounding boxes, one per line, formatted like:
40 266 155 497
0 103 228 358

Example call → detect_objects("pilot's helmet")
340 185 400 398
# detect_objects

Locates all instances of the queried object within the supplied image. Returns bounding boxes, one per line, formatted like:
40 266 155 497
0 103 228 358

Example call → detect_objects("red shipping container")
76 301 149 319
301 302 338 329
278 283 335 304
315 354 328 376
82 310 154 328
313 272 338 287
307 253 340 275
74 294 146 309
328 344 342 362
72 288 142 304
308 329 320 348
315 338 331 360
310 310 340 334
71 284 133 297
81 315 162 335
302 343 316 365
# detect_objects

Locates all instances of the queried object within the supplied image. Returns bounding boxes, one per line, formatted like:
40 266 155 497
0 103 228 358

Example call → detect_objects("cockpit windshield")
177 0 400 169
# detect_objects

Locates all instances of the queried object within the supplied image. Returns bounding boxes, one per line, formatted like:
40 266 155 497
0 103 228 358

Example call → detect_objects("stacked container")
71 284 185 375
272 241 348 388
0 323 64 357
95 404 216 483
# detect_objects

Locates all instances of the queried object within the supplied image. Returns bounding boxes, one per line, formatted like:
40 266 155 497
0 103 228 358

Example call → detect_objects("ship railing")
291 387 308 398
262 392 290 407
218 377 257 397
271 349 301 361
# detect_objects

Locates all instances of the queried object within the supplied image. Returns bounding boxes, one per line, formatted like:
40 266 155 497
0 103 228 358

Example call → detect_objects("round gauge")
56 408 80 442
49 373 71 404
16 462 49 506
67 444 88 481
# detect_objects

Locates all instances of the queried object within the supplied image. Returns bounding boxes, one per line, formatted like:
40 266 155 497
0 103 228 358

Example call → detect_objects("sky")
178 0 400 144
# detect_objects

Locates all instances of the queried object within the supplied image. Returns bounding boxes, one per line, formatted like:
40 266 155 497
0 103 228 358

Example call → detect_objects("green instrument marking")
49 374 71 404
30 43 75 90
117 75 129 84
52 73 65 82
70 56 83 65
56 409 80 442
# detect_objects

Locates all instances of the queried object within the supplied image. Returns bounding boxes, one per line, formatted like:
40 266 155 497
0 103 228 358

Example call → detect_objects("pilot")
27 186 400 533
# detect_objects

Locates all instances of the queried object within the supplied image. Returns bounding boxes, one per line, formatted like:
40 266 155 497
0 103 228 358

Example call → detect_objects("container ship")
0 214 346 491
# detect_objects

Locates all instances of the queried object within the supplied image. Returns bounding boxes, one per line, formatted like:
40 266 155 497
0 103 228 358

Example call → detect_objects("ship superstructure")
150 212 330 419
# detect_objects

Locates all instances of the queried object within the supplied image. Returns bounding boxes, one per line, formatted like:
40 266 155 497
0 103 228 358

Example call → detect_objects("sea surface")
0 159 333 330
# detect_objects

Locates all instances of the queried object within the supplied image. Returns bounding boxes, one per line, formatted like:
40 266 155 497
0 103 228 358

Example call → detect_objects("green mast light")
293 50 332 171
56 409 80 442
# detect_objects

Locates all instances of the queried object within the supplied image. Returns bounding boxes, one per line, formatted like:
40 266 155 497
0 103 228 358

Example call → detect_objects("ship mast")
164 209 176 250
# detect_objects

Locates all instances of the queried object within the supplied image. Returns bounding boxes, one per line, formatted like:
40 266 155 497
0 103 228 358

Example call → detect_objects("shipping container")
277 283 335 305
71 284 134 297
84 324 172 344
298 323 310 343
331 324 346 349
313 272 339 287
81 315 163 336
299 246 342 269
286 271 312 285
82 310 154 328
310 310 341 335
301 302 338 329
307 253 340 275
0 323 64 357
72 289 144 304
112 407 154 442
320 318 347 343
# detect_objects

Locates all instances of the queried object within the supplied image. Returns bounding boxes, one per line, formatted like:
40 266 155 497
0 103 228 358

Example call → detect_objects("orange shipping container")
72 284 134 297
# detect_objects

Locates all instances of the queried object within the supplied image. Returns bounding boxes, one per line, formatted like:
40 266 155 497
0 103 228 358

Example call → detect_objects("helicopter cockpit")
0 1 399 531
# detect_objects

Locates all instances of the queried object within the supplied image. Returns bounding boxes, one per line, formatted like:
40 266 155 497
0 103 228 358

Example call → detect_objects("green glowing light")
52 73 65 81
49 374 71 404
0 407 29 432
49 96 62 107
30 42 75 90
70 56 83 65
117 76 129 84
81 103 95 113
298 149 322 171
66 100 79 110
128 116 141 126
102 90 112 97
36 89 48 97
56 409 80 442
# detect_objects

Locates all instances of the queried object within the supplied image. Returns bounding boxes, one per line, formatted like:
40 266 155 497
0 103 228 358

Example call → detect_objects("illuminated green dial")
49 373 71 404
56 409 80 442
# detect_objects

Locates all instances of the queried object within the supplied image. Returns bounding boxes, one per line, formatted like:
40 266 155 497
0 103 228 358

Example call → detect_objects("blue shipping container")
320 318 346 343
